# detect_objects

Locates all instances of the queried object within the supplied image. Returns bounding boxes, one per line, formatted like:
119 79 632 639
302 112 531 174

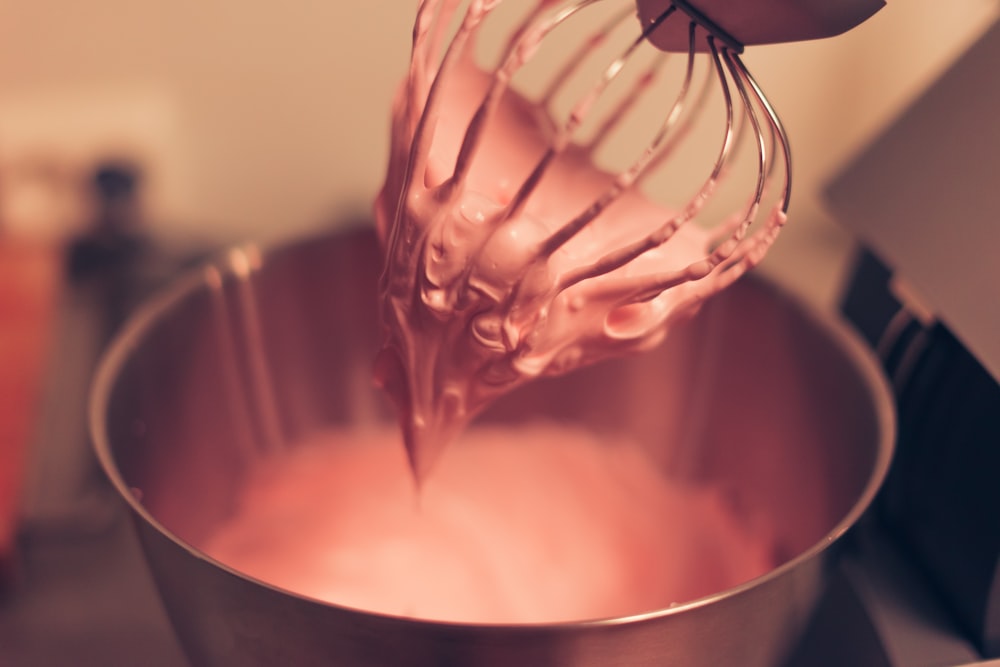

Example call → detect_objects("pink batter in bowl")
91 227 893 667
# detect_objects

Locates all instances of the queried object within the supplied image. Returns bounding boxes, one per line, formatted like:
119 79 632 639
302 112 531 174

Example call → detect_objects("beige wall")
1 0 996 297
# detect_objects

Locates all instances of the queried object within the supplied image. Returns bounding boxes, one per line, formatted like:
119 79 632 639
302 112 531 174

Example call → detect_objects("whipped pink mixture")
202 423 776 624
374 0 786 478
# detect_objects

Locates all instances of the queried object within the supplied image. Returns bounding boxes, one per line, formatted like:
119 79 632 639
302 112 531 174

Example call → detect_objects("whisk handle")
637 0 886 51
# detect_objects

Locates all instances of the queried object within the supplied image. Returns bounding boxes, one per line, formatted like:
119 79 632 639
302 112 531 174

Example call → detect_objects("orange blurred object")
0 239 60 580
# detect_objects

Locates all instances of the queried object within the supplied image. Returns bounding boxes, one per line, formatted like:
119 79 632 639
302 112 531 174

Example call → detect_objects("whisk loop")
375 0 792 479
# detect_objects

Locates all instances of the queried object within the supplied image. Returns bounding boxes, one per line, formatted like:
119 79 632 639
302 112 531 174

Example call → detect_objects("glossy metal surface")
91 227 894 667
638 0 886 51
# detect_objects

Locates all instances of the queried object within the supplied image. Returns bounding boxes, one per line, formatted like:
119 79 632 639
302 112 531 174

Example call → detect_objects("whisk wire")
376 0 795 472
447 0 602 200
586 26 793 307
537 6 636 115
499 2 679 225
466 1 791 312
732 51 792 213
557 20 706 289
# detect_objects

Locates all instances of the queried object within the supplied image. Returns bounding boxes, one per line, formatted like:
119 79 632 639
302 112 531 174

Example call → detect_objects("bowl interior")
93 227 892 621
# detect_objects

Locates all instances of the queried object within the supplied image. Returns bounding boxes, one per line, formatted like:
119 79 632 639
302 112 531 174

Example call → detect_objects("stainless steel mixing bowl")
90 227 894 667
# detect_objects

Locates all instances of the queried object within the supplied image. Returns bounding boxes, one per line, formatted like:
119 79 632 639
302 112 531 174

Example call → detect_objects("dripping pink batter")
203 423 776 624
374 0 784 478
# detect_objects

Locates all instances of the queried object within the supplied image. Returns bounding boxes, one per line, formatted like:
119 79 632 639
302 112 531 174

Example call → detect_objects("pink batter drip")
203 423 776 624
374 0 786 479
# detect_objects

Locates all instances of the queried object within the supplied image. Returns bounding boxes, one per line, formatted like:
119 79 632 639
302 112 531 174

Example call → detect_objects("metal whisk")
373 0 874 477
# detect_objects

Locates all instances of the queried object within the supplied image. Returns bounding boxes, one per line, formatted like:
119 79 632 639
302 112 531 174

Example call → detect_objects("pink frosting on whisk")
374 0 787 479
